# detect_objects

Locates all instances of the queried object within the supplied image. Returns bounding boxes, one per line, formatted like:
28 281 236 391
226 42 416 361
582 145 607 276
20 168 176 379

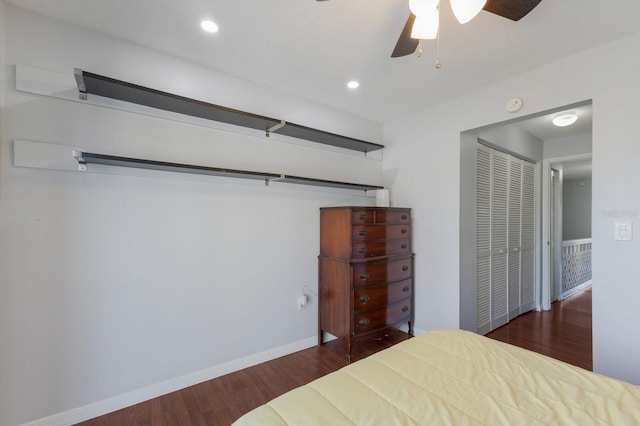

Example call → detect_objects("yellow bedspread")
233 329 640 425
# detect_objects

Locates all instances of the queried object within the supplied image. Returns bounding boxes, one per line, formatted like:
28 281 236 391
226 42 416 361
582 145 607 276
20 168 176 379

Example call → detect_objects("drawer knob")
402 286 410 292
402 306 409 313
401 228 407 234
359 318 370 326
359 295 371 303
359 272 370 280
359 214 366 220
401 214 408 220
401 244 408 249
358 230 368 236
359 247 367 254
402 265 409 271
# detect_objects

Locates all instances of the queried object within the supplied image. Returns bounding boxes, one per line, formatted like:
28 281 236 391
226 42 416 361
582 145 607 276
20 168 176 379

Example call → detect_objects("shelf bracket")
265 120 286 138
72 150 87 171
264 174 286 186
74 68 87 101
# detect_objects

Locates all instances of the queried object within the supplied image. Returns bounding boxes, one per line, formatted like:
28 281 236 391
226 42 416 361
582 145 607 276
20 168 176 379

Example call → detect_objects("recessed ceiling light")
201 20 219 33
552 111 578 127
347 81 360 89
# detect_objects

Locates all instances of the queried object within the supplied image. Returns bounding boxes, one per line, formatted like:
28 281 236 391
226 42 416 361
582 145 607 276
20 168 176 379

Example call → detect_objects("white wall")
0 6 384 426
544 132 592 158
385 32 640 384
476 124 544 161
0 0 6 207
563 178 592 240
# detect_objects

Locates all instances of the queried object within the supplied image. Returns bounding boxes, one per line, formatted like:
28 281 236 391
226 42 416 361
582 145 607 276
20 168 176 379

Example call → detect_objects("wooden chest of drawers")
318 206 414 358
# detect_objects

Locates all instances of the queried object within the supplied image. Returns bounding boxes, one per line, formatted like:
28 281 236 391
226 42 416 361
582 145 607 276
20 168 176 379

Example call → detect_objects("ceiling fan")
316 0 542 61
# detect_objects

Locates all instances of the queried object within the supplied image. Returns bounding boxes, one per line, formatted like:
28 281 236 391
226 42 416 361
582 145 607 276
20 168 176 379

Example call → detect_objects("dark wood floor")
486 285 592 371
77 286 592 425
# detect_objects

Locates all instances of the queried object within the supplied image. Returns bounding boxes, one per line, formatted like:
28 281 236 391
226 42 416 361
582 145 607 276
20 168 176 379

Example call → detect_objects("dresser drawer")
353 300 411 335
352 257 412 286
376 210 411 225
353 279 412 311
351 210 374 225
351 224 410 242
351 209 411 225
352 239 410 258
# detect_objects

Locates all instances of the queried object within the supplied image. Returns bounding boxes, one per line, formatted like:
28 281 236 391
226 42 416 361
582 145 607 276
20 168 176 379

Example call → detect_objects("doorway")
459 100 592 333
542 155 593 310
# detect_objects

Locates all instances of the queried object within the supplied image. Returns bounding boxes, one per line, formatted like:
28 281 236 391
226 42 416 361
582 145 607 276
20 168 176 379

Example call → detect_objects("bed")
232 329 640 425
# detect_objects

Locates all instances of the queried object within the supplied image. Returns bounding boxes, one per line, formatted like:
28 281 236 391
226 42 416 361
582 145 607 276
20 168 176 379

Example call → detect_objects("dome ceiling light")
200 20 219 33
552 112 578 127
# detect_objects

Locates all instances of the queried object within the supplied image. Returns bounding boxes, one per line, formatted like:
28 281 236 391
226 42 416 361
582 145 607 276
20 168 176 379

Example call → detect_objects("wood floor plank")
76 289 592 425
486 286 592 370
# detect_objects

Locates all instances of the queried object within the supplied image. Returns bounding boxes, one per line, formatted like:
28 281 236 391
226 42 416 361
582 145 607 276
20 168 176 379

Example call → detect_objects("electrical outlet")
297 295 308 311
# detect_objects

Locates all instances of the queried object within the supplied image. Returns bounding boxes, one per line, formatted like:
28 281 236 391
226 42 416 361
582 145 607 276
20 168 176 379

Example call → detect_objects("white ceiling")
514 104 592 141
510 104 593 179
7 0 640 125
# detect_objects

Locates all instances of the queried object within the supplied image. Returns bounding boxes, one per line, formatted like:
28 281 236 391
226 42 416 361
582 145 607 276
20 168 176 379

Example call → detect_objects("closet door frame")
459 135 542 333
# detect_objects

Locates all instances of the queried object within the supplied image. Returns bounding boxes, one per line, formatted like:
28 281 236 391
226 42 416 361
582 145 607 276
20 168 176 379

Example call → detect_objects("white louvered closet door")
477 144 536 334
508 158 523 320
520 161 536 313
476 144 492 335
491 150 510 330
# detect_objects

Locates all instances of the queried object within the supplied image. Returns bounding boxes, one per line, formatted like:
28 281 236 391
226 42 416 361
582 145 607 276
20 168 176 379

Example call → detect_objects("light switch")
615 221 633 241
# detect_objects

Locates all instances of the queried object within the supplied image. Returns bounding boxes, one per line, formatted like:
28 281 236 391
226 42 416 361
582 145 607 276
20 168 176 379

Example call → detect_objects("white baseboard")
20 336 317 426
413 327 428 336
560 280 592 301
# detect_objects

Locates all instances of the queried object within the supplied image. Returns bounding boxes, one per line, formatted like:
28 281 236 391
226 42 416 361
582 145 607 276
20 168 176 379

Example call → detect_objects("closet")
477 143 536 335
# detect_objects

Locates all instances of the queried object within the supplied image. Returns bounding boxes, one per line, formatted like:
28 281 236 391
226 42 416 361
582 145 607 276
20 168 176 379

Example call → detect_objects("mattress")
232 329 640 425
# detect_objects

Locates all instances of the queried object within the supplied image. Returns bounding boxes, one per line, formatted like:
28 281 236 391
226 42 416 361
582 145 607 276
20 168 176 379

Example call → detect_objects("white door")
520 161 536 313
477 143 536 333
508 158 523 320
476 144 492 335
491 150 510 330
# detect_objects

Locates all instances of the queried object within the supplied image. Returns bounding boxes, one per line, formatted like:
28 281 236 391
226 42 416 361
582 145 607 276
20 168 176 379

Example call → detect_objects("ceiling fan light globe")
409 0 439 17
411 9 439 39
451 0 487 24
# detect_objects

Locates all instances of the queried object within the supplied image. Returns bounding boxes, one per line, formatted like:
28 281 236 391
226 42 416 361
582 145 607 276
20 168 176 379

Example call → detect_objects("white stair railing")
561 238 592 300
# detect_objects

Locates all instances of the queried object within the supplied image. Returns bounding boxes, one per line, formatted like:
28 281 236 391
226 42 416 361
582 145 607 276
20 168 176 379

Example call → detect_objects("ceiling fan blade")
391 14 419 58
483 0 542 21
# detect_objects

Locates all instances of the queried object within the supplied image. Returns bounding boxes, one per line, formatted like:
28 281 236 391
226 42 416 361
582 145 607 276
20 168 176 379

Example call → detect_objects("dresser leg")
408 321 414 338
